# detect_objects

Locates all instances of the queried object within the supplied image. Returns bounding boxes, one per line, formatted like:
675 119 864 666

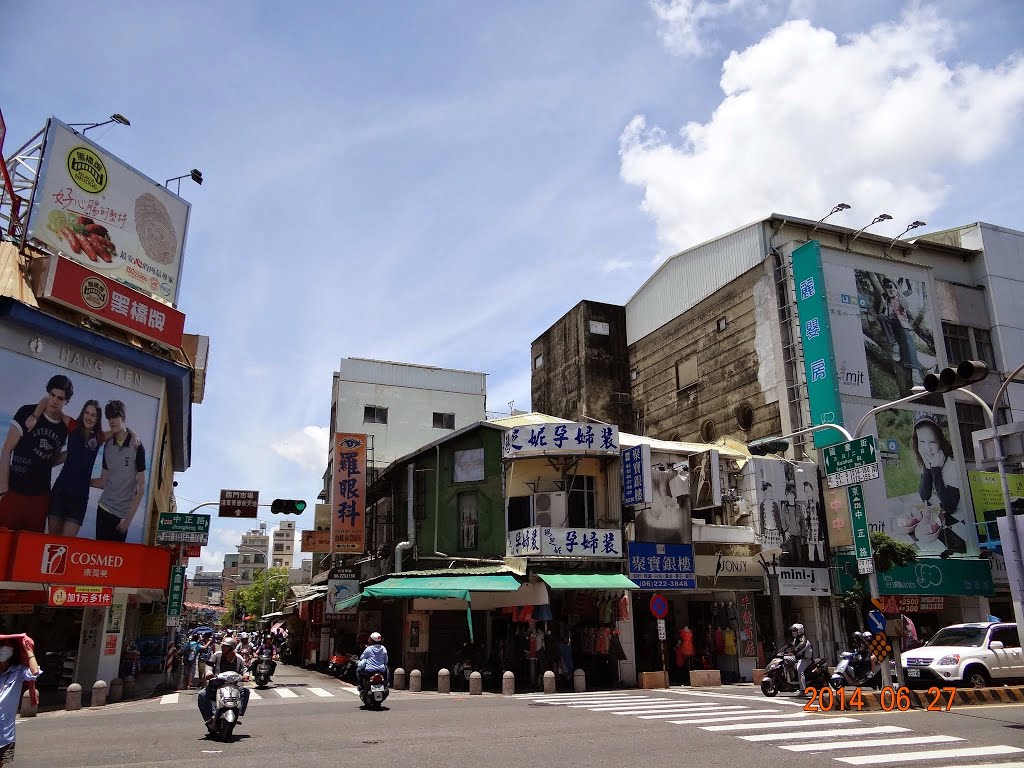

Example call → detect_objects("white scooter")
207 671 244 741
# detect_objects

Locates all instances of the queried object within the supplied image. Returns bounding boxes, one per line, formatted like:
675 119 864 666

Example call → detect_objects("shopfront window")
567 475 596 528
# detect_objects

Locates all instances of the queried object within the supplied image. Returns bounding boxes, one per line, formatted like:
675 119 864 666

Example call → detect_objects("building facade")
273 520 296 569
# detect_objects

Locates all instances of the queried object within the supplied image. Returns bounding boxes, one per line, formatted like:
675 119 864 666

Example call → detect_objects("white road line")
274 688 299 698
576 699 693 710
307 688 334 698
701 716 860 731
606 705 752 715
550 696 648 704
664 689 807 707
620 704 749 715
528 694 638 701
520 692 635 698
160 693 179 705
926 764 1024 768
639 708 777 720
677 712 815 725
248 690 262 700
836 745 1024 766
741 726 910 742
782 735 964 752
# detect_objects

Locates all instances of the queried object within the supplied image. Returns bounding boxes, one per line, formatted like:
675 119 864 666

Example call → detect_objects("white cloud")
651 0 759 57
270 426 330 474
622 7 1024 253
598 257 635 273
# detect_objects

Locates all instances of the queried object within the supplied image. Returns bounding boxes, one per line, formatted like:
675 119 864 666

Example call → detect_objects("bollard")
574 668 586 693
393 668 407 690
502 670 515 696
437 668 451 694
409 669 422 693
91 680 108 707
19 689 37 718
123 675 136 699
66 683 82 711
543 670 556 694
469 671 482 695
109 678 123 703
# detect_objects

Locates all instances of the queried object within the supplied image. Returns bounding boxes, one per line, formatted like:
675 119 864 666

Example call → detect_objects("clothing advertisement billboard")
26 117 190 304
0 347 158 545
631 452 692 545
825 263 939 401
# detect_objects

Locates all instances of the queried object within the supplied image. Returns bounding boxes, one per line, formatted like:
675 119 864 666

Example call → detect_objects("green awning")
335 594 362 612
362 575 521 599
538 573 640 590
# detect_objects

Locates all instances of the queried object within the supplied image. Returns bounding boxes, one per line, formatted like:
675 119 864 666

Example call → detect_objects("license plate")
371 685 385 692
907 669 920 677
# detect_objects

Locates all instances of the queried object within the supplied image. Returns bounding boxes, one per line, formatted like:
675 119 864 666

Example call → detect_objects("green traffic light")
294 500 307 513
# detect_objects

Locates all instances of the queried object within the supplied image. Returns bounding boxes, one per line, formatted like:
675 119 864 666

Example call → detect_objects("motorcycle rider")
853 631 877 676
198 638 251 730
786 623 813 694
357 632 389 695
236 633 254 665
257 633 278 678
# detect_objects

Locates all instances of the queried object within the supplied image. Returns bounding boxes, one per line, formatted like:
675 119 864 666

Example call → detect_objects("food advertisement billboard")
26 117 190 305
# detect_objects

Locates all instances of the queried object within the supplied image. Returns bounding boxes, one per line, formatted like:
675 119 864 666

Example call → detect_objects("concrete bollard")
574 668 586 693
469 671 482 695
123 675 136 699
502 670 515 696
19 689 37 718
437 668 451 694
109 678 123 703
393 668 407 690
91 680 108 707
66 683 82 711
409 669 422 693
543 670 556 694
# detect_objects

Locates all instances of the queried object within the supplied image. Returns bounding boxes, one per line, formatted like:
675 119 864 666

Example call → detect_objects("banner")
835 554 993 597
27 118 190 304
621 444 652 506
48 585 113 607
968 470 1024 546
632 451 692 545
331 433 366 554
502 421 619 458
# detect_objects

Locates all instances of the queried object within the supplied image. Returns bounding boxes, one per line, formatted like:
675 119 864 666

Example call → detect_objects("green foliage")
871 531 918 572
839 578 866 617
224 568 290 623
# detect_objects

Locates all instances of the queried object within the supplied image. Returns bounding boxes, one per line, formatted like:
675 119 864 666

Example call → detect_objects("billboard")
26 117 190 304
967 470 1024 547
502 422 619 458
632 452 692 545
331 433 366 554
0 347 159 545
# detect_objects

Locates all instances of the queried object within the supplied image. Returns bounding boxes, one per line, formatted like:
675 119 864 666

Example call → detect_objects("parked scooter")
760 648 830 697
360 671 389 710
452 642 494 689
206 671 244 742
253 647 276 688
329 652 358 683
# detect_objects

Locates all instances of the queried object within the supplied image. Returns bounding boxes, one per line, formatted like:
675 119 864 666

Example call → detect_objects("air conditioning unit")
533 492 568 528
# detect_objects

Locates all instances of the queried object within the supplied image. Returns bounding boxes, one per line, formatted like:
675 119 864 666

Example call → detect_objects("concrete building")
273 520 296 569
236 525 269 586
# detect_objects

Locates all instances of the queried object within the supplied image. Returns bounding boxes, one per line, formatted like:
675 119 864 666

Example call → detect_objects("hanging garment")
715 627 725 654
610 631 627 661
597 627 613 655
618 593 631 622
559 640 575 673
723 628 737 656
680 627 695 657
533 604 554 622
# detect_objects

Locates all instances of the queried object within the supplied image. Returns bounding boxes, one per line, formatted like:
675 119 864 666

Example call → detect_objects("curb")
855 685 1024 711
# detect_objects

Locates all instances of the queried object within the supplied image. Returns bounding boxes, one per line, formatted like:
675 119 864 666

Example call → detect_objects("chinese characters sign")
48 585 113 608
43 256 186 348
332 433 366 554
847 483 873 562
791 240 845 448
166 566 186 617
506 527 622 558
301 530 332 552
621 444 653 506
502 422 619 459
219 489 259 518
27 118 190 304
737 593 756 657
627 541 696 590
156 512 210 545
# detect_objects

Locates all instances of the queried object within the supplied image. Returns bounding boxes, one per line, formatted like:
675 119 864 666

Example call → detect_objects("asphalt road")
11 666 1024 768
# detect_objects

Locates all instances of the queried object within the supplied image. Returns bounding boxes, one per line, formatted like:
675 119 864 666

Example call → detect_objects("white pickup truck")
902 622 1024 688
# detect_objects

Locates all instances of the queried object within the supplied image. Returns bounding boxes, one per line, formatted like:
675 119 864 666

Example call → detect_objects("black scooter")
760 648 830 696
253 647 276 688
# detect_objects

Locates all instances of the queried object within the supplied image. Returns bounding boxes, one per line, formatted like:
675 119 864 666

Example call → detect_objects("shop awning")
335 594 362 612
538 573 639 590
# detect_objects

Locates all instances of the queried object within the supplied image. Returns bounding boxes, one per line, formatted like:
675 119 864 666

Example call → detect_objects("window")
974 328 996 369
675 357 698 392
990 626 1021 649
567 475 596 528
457 493 479 551
716 316 728 332
614 392 631 405
454 448 485 483
943 322 997 369
956 402 985 463
534 353 544 369
433 412 455 430
700 419 717 443
589 320 610 335
241 555 252 564
273 559 282 568
273 543 285 552
507 496 532 531
240 570 251 581
363 405 388 424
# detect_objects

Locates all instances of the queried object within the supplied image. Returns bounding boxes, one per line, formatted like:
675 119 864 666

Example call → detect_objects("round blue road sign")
867 609 886 634
650 594 668 619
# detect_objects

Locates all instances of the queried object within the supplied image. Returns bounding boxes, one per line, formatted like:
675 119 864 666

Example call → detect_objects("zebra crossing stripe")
835 745 1024 765
576 700 695 710
274 688 299 698
159 693 179 705
741 726 909 742
638 708 776 720
248 690 262 700
605 705 751 715
678 712 815 725
308 688 334 698
701 716 860 731
782 735 964 752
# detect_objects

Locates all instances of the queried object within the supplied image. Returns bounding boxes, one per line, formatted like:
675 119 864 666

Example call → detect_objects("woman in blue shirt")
0 635 41 765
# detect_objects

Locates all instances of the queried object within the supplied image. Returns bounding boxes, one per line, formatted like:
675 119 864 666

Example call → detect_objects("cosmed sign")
26 117 190 304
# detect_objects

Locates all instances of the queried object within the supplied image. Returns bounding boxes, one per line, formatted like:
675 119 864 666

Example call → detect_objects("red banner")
7 532 172 590
48 585 113 608
184 544 202 558
43 255 185 348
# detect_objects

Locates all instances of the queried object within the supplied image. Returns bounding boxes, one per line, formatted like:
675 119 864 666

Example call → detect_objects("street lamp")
850 213 893 242
164 169 204 196
69 113 131 134
811 202 852 233
886 220 927 251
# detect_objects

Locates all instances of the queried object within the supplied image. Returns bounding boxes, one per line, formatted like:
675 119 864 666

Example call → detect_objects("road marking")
836 745 1024 765
248 691 262 700
273 688 299 698
782 735 964 752
160 693 179 705
741 726 910 741
677 712 816 725
701 716 860 731
925 764 1024 768
308 687 334 697
663 689 807 707
576 699 697 710
604 704 751 715
640 708 776 720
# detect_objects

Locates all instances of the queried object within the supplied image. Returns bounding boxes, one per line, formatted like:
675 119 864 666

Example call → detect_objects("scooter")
760 648 830 697
329 653 358 683
253 647 275 688
207 671 244 742
830 648 881 690
360 670 389 710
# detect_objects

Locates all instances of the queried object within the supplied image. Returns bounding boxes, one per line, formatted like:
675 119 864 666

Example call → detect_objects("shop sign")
156 512 210 545
628 542 695 590
166 566 186 617
621 444 653 506
326 579 359 614
332 433 367 554
7 532 172 589
42 256 186 348
737 593 756 657
506 527 622 558
0 605 34 615
877 595 945 613
777 567 831 596
0 590 45 605
103 634 119 656
48 585 113 608
835 555 993 596
219 489 259 518
822 486 853 548
502 422 619 459
694 554 760 577
301 530 331 552
183 544 202 558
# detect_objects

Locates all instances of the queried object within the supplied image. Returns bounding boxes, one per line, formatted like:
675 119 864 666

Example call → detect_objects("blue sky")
4 1 1023 574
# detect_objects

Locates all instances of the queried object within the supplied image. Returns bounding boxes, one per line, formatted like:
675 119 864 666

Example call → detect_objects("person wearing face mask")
0 635 41 765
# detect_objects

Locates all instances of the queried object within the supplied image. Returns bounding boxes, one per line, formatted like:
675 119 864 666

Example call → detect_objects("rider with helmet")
357 632 389 694
786 623 813 693
198 637 250 729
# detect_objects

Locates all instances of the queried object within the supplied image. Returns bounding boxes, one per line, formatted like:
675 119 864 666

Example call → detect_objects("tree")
231 568 289 621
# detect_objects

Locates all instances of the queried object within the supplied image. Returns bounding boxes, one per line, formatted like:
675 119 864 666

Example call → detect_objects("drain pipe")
430 443 505 565
395 463 415 573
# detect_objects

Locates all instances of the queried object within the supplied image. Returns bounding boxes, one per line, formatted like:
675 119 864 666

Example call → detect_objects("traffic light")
271 499 307 515
922 360 988 394
748 438 790 457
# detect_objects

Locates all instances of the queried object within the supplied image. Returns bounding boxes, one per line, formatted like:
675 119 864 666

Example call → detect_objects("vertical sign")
847 484 874 573
621 444 652 506
166 566 186 617
791 240 845 448
332 433 367 554
737 592 756 657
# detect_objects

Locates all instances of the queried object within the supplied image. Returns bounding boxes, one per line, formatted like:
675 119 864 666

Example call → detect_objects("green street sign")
156 513 211 545
824 437 880 488
836 555 994 597
847 483 873 560
166 566 186 617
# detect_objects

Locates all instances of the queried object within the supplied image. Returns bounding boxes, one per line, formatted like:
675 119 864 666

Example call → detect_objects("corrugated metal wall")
625 222 766 346
338 357 486 395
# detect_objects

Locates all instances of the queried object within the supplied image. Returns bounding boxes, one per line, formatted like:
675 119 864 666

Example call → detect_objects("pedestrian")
197 632 213 686
183 634 199 689
91 400 146 543
0 634 41 765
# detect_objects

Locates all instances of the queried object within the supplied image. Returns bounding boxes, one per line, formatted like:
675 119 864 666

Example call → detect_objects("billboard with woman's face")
0 347 158 545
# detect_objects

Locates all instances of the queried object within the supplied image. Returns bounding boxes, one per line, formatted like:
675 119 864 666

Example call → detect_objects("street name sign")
825 436 880 489
166 566 186 618
156 512 210 545
219 489 259 518
847 483 874 563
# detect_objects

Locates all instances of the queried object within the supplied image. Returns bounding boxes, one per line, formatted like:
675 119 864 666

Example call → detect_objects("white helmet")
370 632 383 644
789 623 804 635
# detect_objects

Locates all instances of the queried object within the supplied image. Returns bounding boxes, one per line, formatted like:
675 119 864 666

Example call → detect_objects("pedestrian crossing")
159 684 358 707
523 690 1024 766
